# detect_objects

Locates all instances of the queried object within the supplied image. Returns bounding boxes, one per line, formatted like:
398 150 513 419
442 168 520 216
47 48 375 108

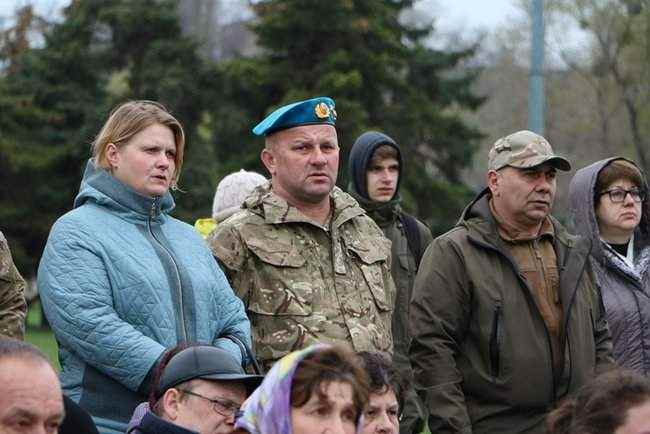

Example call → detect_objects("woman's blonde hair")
92 100 185 186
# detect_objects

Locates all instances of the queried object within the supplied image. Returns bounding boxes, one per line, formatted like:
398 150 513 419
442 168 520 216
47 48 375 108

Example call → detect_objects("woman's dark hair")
594 159 649 236
290 345 370 424
595 159 645 204
546 369 650 434
357 351 407 414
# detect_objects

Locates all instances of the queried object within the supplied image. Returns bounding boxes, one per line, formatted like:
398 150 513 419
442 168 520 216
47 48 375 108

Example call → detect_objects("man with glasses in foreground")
128 345 263 434
410 130 614 433
569 157 650 375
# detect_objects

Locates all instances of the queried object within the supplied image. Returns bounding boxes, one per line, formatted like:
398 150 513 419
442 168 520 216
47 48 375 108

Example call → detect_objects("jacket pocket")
398 252 416 274
489 300 503 379
246 239 312 316
347 240 391 311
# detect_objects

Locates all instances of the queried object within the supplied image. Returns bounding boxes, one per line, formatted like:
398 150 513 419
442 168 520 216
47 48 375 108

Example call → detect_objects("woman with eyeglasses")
569 157 650 375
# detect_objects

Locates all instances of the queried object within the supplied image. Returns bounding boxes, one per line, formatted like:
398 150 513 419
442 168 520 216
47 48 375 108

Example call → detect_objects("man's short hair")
0 337 50 365
369 144 399 167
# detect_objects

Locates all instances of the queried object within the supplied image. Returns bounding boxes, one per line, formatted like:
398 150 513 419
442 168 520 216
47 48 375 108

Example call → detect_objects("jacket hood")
348 131 403 201
74 159 175 219
568 157 650 261
459 187 579 249
458 188 493 226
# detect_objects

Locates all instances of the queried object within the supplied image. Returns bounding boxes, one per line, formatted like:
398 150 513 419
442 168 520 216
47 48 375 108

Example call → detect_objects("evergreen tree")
209 0 484 234
0 0 216 273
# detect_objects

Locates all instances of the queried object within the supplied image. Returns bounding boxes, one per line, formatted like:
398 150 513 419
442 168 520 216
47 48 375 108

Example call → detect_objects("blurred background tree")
461 0 650 217
0 0 485 276
0 0 218 272
208 0 484 235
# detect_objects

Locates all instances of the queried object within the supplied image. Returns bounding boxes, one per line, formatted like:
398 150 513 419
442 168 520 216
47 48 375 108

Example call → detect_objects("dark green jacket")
348 130 433 434
382 214 432 379
409 189 614 434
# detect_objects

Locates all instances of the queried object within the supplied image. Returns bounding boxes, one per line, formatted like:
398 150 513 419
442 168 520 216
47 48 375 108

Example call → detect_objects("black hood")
348 131 403 200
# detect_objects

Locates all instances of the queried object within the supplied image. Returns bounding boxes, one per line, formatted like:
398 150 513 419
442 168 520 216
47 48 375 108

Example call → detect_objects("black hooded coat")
348 131 433 434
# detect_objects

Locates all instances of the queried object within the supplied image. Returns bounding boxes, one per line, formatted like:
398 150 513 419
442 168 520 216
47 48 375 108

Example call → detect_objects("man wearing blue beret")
208 96 396 370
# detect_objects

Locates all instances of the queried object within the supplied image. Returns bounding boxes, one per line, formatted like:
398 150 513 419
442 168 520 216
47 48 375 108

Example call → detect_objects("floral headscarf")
235 344 364 434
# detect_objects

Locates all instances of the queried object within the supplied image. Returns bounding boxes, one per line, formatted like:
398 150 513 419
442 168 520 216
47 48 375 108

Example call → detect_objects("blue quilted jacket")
38 160 252 434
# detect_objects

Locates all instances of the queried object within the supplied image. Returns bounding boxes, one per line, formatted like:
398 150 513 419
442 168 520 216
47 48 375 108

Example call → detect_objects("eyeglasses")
599 188 646 203
178 389 242 417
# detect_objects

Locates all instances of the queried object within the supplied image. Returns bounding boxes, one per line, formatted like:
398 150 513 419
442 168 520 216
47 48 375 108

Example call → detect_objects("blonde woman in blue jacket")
38 101 252 434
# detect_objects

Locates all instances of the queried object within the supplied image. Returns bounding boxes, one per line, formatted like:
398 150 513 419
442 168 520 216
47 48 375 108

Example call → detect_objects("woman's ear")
105 143 120 170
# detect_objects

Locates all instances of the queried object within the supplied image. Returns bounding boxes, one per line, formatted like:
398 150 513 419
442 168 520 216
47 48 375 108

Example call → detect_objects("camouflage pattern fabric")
487 130 571 172
209 183 395 370
0 230 27 339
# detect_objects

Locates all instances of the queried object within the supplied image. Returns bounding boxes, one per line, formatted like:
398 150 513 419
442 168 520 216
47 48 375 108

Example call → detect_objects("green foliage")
208 0 484 233
0 0 218 273
26 327 60 371
1 0 484 273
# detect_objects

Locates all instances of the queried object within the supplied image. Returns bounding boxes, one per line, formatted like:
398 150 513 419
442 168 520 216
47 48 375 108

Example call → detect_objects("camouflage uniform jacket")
209 183 395 368
0 230 27 339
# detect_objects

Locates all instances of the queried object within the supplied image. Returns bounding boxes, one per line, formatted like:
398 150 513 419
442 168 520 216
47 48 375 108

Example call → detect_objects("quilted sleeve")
38 219 165 391
209 258 252 366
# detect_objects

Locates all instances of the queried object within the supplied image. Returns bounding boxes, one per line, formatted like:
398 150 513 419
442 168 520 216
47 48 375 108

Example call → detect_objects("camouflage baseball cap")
488 130 571 172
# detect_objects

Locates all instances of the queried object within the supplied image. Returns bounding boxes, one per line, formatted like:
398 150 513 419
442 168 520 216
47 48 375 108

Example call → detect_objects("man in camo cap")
209 97 395 371
0 230 26 339
409 130 614 433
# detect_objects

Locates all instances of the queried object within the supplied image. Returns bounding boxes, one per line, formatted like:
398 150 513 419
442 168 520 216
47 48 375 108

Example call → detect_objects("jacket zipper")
561 255 590 391
489 300 503 379
148 198 188 342
471 237 557 401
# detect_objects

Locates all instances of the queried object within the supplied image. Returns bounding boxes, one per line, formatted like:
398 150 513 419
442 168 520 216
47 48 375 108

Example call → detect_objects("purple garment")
234 344 363 434
127 402 150 433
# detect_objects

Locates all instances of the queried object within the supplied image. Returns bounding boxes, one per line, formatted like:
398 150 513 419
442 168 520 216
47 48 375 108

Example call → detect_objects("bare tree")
0 5 50 75
556 0 650 173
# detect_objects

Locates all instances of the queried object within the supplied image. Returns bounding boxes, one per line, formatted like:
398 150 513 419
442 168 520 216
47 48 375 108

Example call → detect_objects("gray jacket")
569 157 650 375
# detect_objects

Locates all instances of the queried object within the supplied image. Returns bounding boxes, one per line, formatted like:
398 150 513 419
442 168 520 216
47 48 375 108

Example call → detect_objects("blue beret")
252 96 337 136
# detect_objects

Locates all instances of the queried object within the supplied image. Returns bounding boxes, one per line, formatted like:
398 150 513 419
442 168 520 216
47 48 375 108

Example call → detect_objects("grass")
25 327 60 371
25 300 60 371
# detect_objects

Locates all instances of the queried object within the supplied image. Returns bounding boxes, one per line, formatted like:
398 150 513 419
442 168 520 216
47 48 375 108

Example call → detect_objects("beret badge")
315 102 331 119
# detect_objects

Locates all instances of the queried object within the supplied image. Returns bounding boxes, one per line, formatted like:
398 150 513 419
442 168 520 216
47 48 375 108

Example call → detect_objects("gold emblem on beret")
315 102 330 119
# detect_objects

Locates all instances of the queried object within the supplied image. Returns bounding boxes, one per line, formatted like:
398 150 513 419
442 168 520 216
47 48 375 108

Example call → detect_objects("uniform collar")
244 183 365 228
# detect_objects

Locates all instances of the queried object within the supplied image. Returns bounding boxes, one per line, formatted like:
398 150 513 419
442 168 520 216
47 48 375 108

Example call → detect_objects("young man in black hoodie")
348 131 432 434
